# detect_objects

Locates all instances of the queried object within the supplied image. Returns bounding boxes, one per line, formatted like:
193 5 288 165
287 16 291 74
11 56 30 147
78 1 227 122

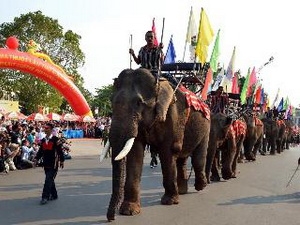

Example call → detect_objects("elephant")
242 112 264 161
205 114 246 182
105 68 211 221
276 119 286 153
261 117 279 154
282 119 294 150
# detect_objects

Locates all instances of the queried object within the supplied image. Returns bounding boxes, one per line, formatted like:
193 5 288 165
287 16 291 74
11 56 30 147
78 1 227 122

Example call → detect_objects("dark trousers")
42 167 58 199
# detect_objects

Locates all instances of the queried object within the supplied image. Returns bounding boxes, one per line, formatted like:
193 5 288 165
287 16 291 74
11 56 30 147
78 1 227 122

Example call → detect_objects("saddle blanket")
179 85 210 120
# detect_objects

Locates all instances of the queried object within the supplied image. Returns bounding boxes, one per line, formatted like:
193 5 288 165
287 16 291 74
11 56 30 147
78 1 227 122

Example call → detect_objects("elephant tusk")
99 140 110 162
114 137 135 161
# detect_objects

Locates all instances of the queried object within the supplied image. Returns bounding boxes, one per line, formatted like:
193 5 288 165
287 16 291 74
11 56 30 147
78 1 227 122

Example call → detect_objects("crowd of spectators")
0 115 111 173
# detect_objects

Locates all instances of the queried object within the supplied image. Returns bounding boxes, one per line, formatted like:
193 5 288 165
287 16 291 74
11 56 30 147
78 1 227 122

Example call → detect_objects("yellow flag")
195 8 214 64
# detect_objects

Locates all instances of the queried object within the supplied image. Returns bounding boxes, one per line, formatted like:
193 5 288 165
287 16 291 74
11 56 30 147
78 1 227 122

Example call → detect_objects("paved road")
1 139 300 225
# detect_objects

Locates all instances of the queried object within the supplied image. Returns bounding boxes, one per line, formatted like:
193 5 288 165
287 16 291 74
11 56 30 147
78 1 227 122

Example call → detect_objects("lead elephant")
105 68 211 221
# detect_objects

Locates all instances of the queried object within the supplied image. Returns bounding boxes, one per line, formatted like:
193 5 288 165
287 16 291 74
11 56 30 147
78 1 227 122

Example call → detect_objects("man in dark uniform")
35 123 64 205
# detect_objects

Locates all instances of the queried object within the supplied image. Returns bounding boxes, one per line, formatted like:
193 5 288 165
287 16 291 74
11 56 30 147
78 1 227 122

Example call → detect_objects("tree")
93 85 113 117
0 11 90 114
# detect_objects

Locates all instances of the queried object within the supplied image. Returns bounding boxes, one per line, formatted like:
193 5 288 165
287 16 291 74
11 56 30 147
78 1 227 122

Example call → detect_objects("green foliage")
0 11 91 114
92 85 113 117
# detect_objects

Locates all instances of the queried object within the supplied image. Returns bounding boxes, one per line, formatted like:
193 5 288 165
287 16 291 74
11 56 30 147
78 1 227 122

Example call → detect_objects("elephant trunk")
106 158 126 221
106 118 138 221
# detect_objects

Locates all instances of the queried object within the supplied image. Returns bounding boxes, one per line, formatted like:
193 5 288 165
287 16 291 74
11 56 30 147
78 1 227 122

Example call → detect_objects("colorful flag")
184 7 198 62
283 96 289 111
240 68 251 105
209 29 220 72
271 88 280 108
200 67 213 101
231 71 240 94
221 46 236 91
211 67 224 91
254 85 262 105
152 18 159 46
277 97 284 112
247 67 257 97
195 8 214 64
164 36 176 64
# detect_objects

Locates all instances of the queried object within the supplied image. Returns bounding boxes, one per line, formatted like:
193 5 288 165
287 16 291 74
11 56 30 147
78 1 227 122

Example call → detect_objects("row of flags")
151 7 294 116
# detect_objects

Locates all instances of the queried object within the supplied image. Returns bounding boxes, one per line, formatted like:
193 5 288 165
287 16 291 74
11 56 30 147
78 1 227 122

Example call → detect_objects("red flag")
255 85 262 105
201 67 213 101
152 18 159 46
231 72 240 94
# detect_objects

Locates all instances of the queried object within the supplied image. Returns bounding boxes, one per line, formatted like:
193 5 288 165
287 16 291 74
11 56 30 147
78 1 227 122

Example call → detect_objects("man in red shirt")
35 123 64 205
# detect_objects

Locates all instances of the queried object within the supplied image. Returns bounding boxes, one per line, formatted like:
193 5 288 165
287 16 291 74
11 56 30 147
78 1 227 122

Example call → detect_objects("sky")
1 0 299 107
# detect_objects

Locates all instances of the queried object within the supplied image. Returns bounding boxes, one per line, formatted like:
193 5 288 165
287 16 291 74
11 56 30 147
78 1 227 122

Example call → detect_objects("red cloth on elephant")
254 117 263 126
232 120 247 138
226 120 247 141
179 85 210 120
277 119 285 127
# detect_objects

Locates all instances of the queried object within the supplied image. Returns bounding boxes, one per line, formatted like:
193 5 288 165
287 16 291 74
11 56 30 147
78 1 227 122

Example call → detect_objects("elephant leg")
159 153 179 205
191 143 208 190
119 142 145 216
221 139 236 180
252 138 263 159
244 141 256 161
232 138 244 178
270 139 276 155
205 143 217 184
210 154 221 182
176 157 188 194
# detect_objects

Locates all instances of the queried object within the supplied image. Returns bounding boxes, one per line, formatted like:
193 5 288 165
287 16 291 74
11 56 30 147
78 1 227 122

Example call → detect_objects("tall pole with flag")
152 18 159 46
164 35 176 64
209 29 220 73
195 7 214 64
183 6 197 62
220 46 236 92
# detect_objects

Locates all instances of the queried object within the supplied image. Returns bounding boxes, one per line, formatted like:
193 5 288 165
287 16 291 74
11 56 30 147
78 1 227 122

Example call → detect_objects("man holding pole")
129 30 164 79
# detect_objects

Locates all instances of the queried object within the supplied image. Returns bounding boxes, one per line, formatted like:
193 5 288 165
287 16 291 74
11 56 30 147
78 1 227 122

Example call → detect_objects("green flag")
209 29 220 72
283 96 289 110
240 68 251 105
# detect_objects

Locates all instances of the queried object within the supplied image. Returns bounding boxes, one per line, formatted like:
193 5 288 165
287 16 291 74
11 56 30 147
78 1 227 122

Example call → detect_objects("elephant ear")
155 81 174 122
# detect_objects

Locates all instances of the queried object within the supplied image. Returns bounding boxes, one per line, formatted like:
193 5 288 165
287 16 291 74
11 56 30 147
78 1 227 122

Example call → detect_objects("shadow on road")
219 192 300 205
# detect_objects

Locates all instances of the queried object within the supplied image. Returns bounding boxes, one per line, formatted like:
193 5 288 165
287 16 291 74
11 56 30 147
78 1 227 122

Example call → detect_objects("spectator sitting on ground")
3 141 20 171
20 139 35 169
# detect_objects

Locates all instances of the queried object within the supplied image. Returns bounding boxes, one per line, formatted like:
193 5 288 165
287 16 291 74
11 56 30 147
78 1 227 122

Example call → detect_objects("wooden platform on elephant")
161 62 207 92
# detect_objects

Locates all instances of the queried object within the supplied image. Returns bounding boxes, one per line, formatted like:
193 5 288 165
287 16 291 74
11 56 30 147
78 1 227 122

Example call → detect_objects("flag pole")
286 164 299 187
182 6 193 62
160 17 165 44
129 34 133 69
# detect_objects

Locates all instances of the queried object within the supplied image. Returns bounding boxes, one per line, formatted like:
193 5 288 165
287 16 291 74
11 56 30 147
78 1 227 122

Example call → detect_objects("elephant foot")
245 153 256 161
106 209 116 222
231 172 237 178
178 179 188 194
194 176 207 191
210 175 221 182
119 201 141 216
270 151 276 155
161 194 179 205
222 169 233 180
237 158 244 163
260 151 266 156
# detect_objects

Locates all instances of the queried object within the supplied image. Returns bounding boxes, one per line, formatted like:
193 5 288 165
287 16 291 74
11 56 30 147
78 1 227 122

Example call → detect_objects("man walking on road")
35 123 64 205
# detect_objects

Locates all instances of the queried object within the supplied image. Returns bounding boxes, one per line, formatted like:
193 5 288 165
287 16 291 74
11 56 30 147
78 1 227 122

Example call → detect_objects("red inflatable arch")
0 37 92 116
